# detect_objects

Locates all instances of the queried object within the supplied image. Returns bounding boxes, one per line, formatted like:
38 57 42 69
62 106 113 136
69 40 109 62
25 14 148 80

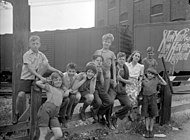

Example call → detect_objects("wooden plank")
171 103 190 113
160 58 173 125
173 85 190 92
0 122 30 133
30 85 42 140
8 136 30 140
11 0 30 123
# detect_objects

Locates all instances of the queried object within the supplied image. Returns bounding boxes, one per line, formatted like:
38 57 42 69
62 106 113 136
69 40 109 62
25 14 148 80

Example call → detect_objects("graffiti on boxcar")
158 28 190 65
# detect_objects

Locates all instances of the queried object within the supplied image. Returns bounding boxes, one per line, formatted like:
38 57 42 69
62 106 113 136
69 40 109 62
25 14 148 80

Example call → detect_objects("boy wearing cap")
93 33 117 93
14 35 62 124
141 67 167 138
142 46 158 73
72 62 97 121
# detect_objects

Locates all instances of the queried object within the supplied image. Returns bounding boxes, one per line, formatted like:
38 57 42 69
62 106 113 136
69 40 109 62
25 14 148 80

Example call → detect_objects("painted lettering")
158 28 190 65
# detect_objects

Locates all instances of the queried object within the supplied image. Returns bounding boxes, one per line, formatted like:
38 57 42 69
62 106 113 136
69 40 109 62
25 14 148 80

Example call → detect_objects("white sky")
0 0 95 34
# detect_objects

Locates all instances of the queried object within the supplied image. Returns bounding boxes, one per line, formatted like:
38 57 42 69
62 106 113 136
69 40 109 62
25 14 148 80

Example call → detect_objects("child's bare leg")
145 117 150 131
50 127 63 140
149 117 155 131
15 91 26 117
39 127 49 140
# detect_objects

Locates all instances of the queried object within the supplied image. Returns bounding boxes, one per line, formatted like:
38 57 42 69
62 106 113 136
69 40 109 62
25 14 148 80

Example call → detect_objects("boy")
141 67 167 138
72 62 97 121
36 72 67 140
14 35 62 123
142 46 158 73
91 55 113 128
93 33 117 93
110 52 133 128
59 62 81 127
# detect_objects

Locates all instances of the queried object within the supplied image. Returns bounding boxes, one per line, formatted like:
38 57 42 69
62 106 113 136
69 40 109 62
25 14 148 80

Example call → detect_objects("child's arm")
90 76 96 94
112 58 117 87
157 74 167 85
36 80 49 91
117 74 133 85
26 64 47 82
72 73 86 90
46 63 63 75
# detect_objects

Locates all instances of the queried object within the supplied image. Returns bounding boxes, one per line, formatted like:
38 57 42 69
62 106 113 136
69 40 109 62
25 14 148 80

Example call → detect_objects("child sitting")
72 62 97 121
36 72 69 140
59 63 81 127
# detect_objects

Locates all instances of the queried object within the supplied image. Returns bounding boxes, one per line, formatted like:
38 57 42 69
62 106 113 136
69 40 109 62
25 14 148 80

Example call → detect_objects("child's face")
67 68 76 77
30 39 40 53
102 39 112 49
86 69 95 79
147 72 155 79
52 76 63 88
94 57 103 67
132 52 140 63
117 56 126 65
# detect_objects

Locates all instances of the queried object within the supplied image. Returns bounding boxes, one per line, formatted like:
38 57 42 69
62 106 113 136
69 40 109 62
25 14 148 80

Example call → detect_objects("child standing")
36 72 68 140
93 33 117 93
72 62 97 121
14 35 61 123
142 46 158 73
59 62 81 127
141 67 167 138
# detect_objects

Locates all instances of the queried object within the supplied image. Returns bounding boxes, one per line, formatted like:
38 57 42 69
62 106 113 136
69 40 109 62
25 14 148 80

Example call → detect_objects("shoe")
90 108 98 123
79 108 86 121
111 114 118 128
99 115 107 125
149 131 154 138
12 113 20 124
145 130 149 138
107 121 115 130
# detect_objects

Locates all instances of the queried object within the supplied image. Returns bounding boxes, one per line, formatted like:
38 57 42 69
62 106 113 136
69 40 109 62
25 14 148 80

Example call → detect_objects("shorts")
80 91 90 98
18 79 34 93
141 94 158 118
37 102 60 128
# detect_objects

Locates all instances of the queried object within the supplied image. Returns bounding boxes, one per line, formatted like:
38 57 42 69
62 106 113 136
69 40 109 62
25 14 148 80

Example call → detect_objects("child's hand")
117 74 122 81
82 72 87 80
64 89 70 97
40 77 47 83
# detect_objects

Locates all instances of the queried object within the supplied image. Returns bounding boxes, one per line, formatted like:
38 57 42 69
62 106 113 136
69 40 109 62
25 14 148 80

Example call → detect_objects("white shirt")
125 62 144 79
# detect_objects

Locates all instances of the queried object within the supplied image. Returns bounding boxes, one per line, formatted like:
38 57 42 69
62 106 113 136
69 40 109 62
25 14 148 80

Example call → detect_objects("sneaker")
79 108 86 121
111 114 118 128
149 131 154 138
145 130 149 138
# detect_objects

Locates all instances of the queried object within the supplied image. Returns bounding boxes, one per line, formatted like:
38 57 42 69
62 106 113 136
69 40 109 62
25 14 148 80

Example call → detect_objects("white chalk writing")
158 28 190 64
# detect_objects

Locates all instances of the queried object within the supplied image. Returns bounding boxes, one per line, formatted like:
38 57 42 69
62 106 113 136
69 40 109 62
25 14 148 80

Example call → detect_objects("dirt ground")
1 94 190 140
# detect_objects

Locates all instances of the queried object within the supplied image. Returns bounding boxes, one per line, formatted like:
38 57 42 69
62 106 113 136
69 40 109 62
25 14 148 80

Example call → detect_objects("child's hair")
102 33 114 42
29 35 40 42
127 50 142 64
85 62 97 74
92 54 104 62
117 52 126 59
66 62 77 71
49 72 63 87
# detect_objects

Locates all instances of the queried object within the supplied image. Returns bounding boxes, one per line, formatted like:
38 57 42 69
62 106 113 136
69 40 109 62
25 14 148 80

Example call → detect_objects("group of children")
15 33 167 140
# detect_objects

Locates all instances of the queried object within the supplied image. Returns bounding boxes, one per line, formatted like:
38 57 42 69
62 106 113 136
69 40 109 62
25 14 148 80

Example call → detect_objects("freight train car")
134 20 190 75
0 26 132 82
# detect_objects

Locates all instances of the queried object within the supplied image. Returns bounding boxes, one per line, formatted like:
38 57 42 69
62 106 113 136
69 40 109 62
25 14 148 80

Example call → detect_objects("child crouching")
36 72 69 140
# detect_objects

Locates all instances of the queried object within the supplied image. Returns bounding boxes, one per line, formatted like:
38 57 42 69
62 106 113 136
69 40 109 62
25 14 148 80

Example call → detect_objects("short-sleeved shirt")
142 57 158 73
142 77 162 96
94 49 116 72
45 84 64 107
62 72 78 89
125 62 144 79
20 49 48 80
